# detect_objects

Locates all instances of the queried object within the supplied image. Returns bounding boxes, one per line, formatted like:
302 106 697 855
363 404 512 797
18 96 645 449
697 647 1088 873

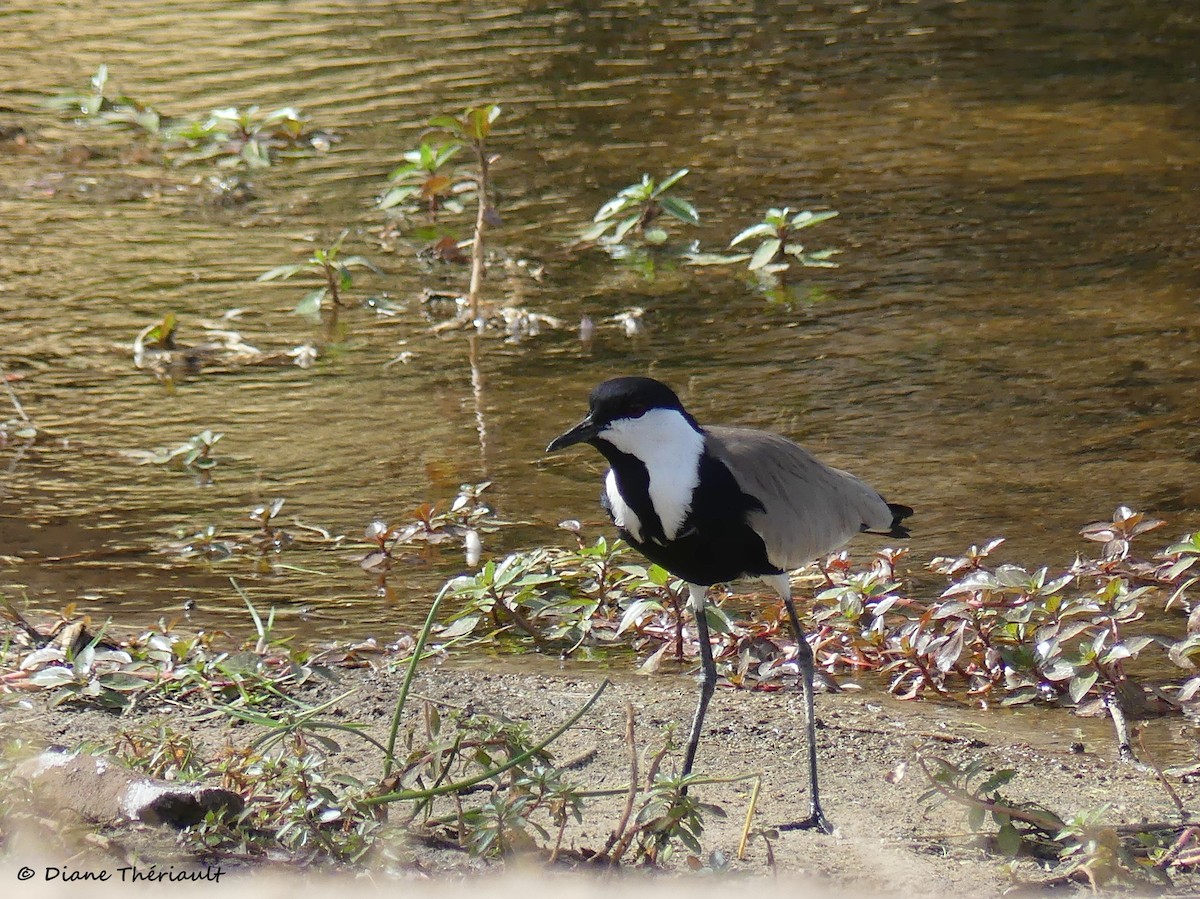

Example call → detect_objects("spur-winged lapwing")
547 376 911 833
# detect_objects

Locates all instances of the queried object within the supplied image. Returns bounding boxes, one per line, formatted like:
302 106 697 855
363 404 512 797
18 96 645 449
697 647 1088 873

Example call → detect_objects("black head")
546 376 690 452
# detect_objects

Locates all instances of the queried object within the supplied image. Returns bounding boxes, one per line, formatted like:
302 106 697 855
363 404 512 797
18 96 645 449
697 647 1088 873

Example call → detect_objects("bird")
546 376 911 833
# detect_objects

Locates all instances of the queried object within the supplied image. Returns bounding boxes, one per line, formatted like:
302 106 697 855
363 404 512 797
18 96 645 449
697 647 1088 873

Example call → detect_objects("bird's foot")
777 807 834 835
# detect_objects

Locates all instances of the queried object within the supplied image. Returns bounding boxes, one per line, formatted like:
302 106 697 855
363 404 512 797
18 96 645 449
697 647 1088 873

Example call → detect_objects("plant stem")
382 581 454 778
0 359 29 423
368 678 610 805
467 143 489 327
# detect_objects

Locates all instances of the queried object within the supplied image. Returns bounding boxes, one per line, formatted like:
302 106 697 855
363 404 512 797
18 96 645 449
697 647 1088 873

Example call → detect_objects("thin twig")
737 775 762 860
1156 826 1198 870
602 702 639 866
0 359 30 423
1136 729 1188 820
467 142 489 324
1104 691 1138 763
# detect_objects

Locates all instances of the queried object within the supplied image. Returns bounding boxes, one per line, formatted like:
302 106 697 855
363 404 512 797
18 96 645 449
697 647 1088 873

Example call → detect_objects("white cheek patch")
605 469 643 542
601 408 704 540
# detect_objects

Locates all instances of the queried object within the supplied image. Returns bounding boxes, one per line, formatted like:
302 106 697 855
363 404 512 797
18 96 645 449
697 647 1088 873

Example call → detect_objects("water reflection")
0 1 1196 652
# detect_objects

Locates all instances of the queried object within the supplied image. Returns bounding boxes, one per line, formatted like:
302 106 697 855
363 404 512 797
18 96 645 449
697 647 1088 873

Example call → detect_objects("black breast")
602 448 781 586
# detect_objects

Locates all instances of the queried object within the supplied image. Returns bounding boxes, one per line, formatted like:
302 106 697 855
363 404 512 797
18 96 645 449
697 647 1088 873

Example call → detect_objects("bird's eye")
628 404 648 418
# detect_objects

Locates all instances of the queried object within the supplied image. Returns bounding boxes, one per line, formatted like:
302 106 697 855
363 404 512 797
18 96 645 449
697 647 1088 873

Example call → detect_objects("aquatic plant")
425 104 503 325
728 207 840 274
258 231 381 332
47 65 333 168
44 64 161 134
121 430 222 481
581 169 700 246
163 105 333 169
378 140 468 216
441 509 1200 746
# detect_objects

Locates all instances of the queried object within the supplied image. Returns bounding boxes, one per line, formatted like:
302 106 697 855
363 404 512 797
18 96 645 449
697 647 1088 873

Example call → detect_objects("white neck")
601 408 704 540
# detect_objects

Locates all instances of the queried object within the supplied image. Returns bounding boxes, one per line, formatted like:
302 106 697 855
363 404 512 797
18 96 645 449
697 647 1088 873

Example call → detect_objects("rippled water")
1 1 1198 650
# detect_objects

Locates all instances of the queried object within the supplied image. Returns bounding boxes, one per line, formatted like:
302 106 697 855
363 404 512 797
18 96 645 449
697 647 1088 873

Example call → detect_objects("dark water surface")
1 1 1198 658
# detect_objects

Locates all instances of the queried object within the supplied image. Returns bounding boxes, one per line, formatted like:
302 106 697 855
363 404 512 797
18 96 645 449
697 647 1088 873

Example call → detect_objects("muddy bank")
4 660 1197 896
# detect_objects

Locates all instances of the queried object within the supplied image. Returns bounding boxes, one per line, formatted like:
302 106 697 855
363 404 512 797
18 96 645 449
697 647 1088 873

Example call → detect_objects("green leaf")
464 104 500 141
340 255 382 274
967 803 986 832
579 220 612 242
798 248 841 268
655 168 689 195
790 209 839 229
729 222 777 247
684 251 751 266
594 195 632 222
28 667 77 688
257 263 307 282
658 195 700 225
748 237 782 270
996 822 1022 856
1068 670 1098 703
611 214 640 243
704 604 735 635
294 288 326 320
617 598 662 634
643 227 668 245
387 161 422 181
97 672 148 692
379 186 417 209
91 64 108 95
438 615 481 639
427 114 463 136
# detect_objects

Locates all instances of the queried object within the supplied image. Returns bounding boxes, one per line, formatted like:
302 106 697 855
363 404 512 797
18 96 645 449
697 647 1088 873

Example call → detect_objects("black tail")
886 503 913 538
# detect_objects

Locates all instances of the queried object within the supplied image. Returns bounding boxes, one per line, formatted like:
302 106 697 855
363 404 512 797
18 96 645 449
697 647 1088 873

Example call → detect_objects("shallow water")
0 0 1198 656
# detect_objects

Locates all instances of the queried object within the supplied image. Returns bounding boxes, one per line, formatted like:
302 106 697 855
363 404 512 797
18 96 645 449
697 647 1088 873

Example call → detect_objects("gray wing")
706 426 894 571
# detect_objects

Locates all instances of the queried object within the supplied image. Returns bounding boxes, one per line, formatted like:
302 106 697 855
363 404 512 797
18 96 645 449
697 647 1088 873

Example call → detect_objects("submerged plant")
258 231 381 332
582 169 699 246
122 430 222 481
45 64 161 134
47 66 332 168
163 105 333 168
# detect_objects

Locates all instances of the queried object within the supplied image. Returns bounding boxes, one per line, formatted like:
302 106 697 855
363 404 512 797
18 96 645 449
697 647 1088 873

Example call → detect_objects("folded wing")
705 426 897 571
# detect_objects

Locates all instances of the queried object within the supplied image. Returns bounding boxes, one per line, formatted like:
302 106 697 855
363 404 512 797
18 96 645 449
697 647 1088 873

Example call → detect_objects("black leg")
775 579 833 834
681 583 716 791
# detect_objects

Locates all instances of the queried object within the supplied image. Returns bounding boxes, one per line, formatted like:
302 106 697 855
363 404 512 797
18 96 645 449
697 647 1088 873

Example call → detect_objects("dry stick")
602 701 639 866
467 332 488 468
1136 729 1188 820
549 810 568 864
1156 826 1199 871
0 359 30 423
559 747 598 770
1103 692 1138 763
736 775 763 860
